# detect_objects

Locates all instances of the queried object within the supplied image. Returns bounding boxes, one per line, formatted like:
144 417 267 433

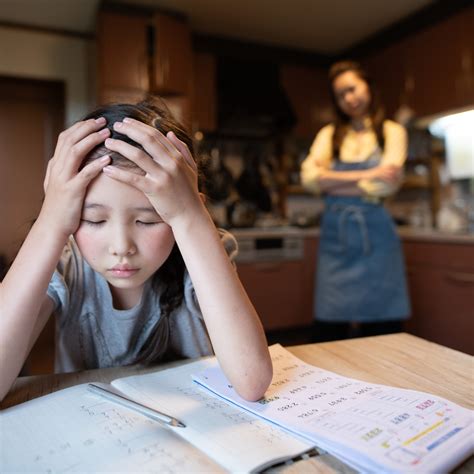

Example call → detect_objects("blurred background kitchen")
0 0 473 373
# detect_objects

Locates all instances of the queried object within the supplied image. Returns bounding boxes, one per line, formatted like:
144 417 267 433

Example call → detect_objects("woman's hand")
102 118 203 228
368 164 401 183
41 118 111 238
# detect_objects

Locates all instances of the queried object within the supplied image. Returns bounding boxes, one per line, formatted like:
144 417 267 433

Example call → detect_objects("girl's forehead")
84 146 145 171
84 173 153 211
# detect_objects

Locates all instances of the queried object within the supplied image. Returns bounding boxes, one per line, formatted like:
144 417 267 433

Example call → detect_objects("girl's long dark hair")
82 97 202 365
328 60 385 157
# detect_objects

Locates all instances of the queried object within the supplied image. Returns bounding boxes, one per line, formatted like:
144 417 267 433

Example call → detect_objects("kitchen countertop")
229 225 474 244
397 225 474 244
228 226 320 239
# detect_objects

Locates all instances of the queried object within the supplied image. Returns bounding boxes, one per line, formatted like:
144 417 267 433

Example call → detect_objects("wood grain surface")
2 333 472 473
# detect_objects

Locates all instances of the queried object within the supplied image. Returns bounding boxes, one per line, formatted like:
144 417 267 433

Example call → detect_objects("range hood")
216 57 296 138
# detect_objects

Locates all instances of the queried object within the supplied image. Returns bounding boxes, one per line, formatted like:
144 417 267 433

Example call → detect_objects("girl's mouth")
109 267 139 278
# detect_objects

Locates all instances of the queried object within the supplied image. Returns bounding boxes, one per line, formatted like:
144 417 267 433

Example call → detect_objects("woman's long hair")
328 60 385 157
81 98 203 365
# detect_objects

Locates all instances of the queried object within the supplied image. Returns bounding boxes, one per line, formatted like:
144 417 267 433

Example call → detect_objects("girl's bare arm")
0 119 111 401
171 208 273 401
102 119 273 401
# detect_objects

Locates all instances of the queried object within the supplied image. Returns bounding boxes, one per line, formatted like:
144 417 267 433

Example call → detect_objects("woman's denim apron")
315 151 411 322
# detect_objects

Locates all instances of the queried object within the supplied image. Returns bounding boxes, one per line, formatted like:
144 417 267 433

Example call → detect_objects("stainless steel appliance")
234 233 304 262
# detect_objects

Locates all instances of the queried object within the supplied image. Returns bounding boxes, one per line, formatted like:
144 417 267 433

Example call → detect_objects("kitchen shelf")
286 184 312 195
401 174 430 189
402 155 443 227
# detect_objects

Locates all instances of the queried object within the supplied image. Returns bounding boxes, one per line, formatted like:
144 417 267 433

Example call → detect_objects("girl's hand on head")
41 118 111 238
102 118 203 227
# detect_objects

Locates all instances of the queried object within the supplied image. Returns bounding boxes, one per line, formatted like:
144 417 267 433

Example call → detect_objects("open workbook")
193 344 474 473
0 353 314 473
1 344 473 473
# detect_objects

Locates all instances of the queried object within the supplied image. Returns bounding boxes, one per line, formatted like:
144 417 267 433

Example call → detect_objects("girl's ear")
198 192 207 205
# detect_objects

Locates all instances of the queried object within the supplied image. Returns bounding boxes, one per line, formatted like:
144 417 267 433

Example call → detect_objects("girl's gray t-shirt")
47 230 238 373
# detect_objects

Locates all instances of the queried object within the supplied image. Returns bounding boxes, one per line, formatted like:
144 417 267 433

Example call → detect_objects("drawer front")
406 265 474 355
237 260 312 330
403 240 474 268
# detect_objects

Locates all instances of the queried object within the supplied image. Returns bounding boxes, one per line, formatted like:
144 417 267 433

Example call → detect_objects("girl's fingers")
52 118 109 174
73 127 111 158
108 119 197 180
166 131 197 171
62 127 111 175
76 155 111 185
128 118 178 156
101 164 148 190
104 137 158 174
113 119 180 165
57 117 107 153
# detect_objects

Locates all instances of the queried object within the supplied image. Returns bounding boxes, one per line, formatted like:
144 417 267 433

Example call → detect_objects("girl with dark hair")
0 100 272 402
301 61 411 341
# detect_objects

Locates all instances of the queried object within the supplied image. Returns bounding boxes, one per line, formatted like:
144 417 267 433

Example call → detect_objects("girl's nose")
109 233 137 257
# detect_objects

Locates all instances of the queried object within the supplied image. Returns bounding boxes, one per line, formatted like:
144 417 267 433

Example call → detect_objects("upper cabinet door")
152 14 192 95
97 11 150 95
281 64 333 139
191 52 217 132
365 8 474 118
403 8 473 116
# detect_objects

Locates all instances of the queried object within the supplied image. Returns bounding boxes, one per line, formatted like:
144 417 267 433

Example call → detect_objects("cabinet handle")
444 271 474 285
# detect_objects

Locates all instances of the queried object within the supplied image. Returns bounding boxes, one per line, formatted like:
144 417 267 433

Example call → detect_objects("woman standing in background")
301 60 411 341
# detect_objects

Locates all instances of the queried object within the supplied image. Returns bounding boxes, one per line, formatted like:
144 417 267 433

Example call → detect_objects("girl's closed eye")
81 219 106 226
135 209 165 226
136 220 161 226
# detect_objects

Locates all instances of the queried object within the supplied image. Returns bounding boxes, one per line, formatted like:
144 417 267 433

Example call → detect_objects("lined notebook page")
0 384 223 473
113 359 315 473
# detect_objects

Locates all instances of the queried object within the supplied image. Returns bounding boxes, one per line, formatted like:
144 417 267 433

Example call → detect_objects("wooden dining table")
2 332 473 473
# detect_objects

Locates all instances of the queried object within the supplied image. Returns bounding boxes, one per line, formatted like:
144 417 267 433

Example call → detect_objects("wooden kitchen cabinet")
365 7 474 117
191 52 217 132
97 9 192 104
152 13 192 95
281 64 333 138
403 239 474 355
97 10 149 102
237 237 318 330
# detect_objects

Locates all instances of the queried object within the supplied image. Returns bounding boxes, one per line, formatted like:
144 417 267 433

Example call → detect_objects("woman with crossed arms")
301 60 411 341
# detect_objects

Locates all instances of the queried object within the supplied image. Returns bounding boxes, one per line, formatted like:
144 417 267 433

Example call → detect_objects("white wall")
0 26 94 124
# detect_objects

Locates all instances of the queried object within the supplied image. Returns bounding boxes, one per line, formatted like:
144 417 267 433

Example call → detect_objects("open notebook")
0 356 315 473
2 344 472 473
193 344 474 473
